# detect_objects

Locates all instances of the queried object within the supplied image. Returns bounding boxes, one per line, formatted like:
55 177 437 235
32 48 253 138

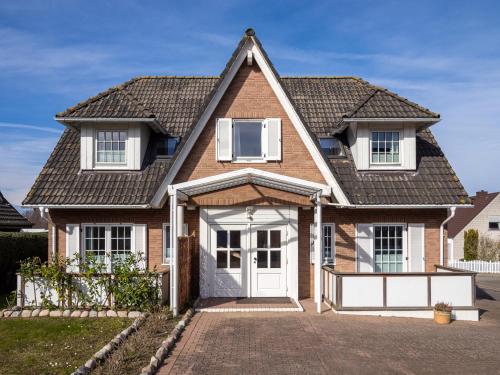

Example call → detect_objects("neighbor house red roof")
448 191 499 238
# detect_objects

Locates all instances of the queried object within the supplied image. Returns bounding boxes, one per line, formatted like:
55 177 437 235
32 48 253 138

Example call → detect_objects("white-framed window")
96 130 127 164
370 131 400 164
310 223 336 265
216 118 281 162
162 223 171 264
233 120 263 160
83 224 133 270
322 223 335 264
373 224 404 272
319 138 344 158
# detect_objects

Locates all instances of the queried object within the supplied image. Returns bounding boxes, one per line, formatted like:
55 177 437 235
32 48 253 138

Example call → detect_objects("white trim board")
150 37 350 208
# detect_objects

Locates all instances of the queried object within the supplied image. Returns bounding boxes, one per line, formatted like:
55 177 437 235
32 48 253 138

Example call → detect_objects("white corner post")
169 191 179 317
440 206 456 266
314 193 322 313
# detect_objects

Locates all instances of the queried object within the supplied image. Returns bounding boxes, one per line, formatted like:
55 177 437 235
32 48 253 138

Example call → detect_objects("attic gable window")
370 131 400 164
234 120 262 159
319 137 344 158
96 130 127 164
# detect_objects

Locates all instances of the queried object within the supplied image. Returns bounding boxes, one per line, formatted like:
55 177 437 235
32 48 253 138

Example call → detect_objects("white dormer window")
216 118 281 162
96 130 127 164
370 131 400 164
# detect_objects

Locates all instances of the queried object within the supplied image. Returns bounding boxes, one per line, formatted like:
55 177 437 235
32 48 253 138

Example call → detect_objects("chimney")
474 190 488 205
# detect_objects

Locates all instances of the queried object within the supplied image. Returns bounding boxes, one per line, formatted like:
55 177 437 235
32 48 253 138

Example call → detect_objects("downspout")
439 207 456 266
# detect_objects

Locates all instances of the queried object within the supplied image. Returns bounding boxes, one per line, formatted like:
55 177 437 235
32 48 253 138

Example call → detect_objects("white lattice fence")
448 260 500 273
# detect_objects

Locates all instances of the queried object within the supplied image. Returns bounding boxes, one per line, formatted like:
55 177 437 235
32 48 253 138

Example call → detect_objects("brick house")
23 29 471 315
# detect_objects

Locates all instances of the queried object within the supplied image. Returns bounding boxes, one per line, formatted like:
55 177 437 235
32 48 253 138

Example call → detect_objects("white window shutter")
134 224 147 270
65 224 80 273
356 224 373 272
408 223 425 272
216 118 232 161
263 118 281 161
310 222 316 264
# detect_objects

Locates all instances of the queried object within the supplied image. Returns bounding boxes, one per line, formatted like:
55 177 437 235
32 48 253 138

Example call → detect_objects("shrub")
477 236 500 261
0 232 47 294
463 229 479 260
18 253 160 310
434 302 452 313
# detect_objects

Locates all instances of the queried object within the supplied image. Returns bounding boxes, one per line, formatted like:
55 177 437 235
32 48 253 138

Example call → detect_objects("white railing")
322 265 478 321
448 260 500 273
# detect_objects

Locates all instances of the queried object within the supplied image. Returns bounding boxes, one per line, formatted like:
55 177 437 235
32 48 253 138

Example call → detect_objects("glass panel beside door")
374 225 404 272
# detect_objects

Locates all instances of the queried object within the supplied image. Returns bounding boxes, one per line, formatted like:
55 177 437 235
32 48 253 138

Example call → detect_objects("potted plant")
434 302 452 324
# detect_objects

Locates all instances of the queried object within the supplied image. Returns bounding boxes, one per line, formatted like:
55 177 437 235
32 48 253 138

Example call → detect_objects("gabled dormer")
338 88 440 171
54 82 167 171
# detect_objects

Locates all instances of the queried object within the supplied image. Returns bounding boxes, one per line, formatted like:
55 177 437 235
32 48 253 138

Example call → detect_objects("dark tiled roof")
330 130 469 205
448 192 499 238
344 88 439 119
0 192 32 230
24 31 467 207
24 129 171 205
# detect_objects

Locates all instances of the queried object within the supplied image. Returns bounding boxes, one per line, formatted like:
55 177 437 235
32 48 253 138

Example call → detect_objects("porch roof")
169 168 331 199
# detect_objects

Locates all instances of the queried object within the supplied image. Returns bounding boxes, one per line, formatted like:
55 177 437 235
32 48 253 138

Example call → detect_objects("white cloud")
0 122 62 134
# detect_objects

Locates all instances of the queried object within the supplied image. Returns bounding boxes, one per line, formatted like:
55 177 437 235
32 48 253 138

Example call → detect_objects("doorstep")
195 297 304 312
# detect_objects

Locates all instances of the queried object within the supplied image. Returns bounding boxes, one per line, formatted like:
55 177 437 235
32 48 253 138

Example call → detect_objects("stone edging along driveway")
0 306 143 319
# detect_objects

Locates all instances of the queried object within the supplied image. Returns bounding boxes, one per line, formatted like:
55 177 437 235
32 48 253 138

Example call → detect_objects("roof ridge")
55 77 141 118
355 78 439 118
281 76 362 79
135 75 220 79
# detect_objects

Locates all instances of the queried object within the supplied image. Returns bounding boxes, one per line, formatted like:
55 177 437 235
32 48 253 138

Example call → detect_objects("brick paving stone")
158 283 500 375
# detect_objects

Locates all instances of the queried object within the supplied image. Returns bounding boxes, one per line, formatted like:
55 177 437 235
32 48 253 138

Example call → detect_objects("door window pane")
217 230 228 248
270 250 281 268
230 231 241 248
217 250 227 268
257 250 268 268
230 251 241 268
270 230 281 248
257 230 267 248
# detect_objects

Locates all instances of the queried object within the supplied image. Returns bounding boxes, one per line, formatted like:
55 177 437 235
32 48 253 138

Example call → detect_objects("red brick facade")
45 55 450 301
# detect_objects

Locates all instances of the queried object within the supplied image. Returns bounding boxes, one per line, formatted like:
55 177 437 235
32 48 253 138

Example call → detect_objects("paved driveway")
159 275 500 375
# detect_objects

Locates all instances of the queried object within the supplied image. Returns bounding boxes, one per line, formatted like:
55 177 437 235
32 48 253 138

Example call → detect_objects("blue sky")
1 0 499 205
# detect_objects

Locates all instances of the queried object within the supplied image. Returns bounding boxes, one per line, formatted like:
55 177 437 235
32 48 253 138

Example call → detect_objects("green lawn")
0 317 132 375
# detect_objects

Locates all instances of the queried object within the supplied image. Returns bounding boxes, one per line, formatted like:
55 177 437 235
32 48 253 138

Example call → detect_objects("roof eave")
54 116 166 134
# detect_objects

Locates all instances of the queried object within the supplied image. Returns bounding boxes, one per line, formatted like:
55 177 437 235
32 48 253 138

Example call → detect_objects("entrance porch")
168 168 330 316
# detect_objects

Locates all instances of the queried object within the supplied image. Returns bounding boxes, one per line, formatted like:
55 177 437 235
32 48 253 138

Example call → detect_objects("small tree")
477 236 500 261
463 229 479 260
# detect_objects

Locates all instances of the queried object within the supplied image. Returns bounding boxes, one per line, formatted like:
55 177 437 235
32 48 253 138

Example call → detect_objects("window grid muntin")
374 224 404 272
323 225 332 259
216 230 241 269
96 130 127 164
371 131 400 164
83 224 133 269
256 229 281 269
84 226 106 264
111 225 132 266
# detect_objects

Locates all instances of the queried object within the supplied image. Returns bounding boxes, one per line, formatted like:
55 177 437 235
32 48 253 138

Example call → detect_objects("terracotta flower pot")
434 310 451 324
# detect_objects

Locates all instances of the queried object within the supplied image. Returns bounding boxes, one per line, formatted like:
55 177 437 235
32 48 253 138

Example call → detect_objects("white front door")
250 225 287 297
210 224 247 297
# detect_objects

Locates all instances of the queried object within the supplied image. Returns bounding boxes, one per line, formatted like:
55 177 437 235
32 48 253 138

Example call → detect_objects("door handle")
253 257 257 264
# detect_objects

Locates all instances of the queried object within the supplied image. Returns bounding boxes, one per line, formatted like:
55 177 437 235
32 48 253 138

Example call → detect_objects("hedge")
0 232 48 294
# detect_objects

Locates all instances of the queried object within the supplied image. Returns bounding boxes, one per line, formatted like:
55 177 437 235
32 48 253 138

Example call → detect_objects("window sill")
231 159 267 164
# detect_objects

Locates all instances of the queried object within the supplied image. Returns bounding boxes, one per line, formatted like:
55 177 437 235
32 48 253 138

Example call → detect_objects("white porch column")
177 205 184 236
169 192 179 317
314 193 322 313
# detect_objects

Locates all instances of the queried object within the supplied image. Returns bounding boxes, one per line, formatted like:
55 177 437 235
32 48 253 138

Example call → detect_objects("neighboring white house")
448 191 500 260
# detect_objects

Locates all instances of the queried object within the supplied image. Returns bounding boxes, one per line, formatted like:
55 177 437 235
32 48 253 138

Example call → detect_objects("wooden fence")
448 260 500 273
178 234 196 311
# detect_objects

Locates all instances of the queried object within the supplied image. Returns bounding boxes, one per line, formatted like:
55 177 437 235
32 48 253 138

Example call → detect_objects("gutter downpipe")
440 207 456 266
